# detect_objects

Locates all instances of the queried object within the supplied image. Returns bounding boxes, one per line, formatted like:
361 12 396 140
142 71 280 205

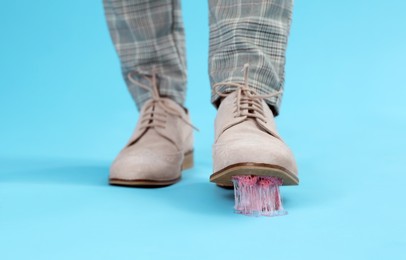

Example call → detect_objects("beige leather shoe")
210 64 299 187
109 70 195 187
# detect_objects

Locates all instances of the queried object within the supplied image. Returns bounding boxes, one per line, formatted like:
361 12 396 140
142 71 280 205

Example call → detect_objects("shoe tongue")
215 92 282 141
215 92 247 141
124 98 185 148
152 98 185 151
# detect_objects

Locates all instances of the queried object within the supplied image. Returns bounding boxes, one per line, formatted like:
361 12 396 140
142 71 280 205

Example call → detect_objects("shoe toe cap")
213 135 298 175
109 149 183 181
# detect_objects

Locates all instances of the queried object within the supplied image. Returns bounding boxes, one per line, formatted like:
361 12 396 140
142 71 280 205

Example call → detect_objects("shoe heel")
182 151 194 170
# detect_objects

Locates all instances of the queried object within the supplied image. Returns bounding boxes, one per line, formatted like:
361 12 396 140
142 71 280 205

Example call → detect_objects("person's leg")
208 0 297 216
208 0 293 116
103 0 187 110
103 0 194 187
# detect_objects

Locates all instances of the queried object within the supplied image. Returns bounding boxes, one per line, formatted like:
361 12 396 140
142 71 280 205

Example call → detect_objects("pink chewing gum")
232 176 287 217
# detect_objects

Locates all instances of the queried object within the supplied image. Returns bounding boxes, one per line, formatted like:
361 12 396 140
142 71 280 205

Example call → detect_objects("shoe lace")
128 68 198 131
213 63 282 124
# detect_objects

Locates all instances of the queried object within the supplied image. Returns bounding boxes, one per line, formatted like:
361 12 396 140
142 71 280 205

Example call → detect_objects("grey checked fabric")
103 0 293 115
103 0 187 109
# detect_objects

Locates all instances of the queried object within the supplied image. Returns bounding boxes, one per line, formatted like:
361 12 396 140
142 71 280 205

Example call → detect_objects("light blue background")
1 1 405 259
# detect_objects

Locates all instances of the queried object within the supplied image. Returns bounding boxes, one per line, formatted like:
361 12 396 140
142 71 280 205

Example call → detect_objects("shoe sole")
210 162 299 188
109 151 194 187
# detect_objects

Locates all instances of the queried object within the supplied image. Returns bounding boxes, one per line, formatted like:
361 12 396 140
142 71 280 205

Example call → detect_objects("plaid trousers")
103 0 293 116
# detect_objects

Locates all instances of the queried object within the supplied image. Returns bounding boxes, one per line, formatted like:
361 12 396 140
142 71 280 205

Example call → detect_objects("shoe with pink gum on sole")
210 64 299 216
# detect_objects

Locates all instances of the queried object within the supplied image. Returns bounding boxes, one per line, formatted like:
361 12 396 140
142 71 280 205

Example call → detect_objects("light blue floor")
1 1 405 259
